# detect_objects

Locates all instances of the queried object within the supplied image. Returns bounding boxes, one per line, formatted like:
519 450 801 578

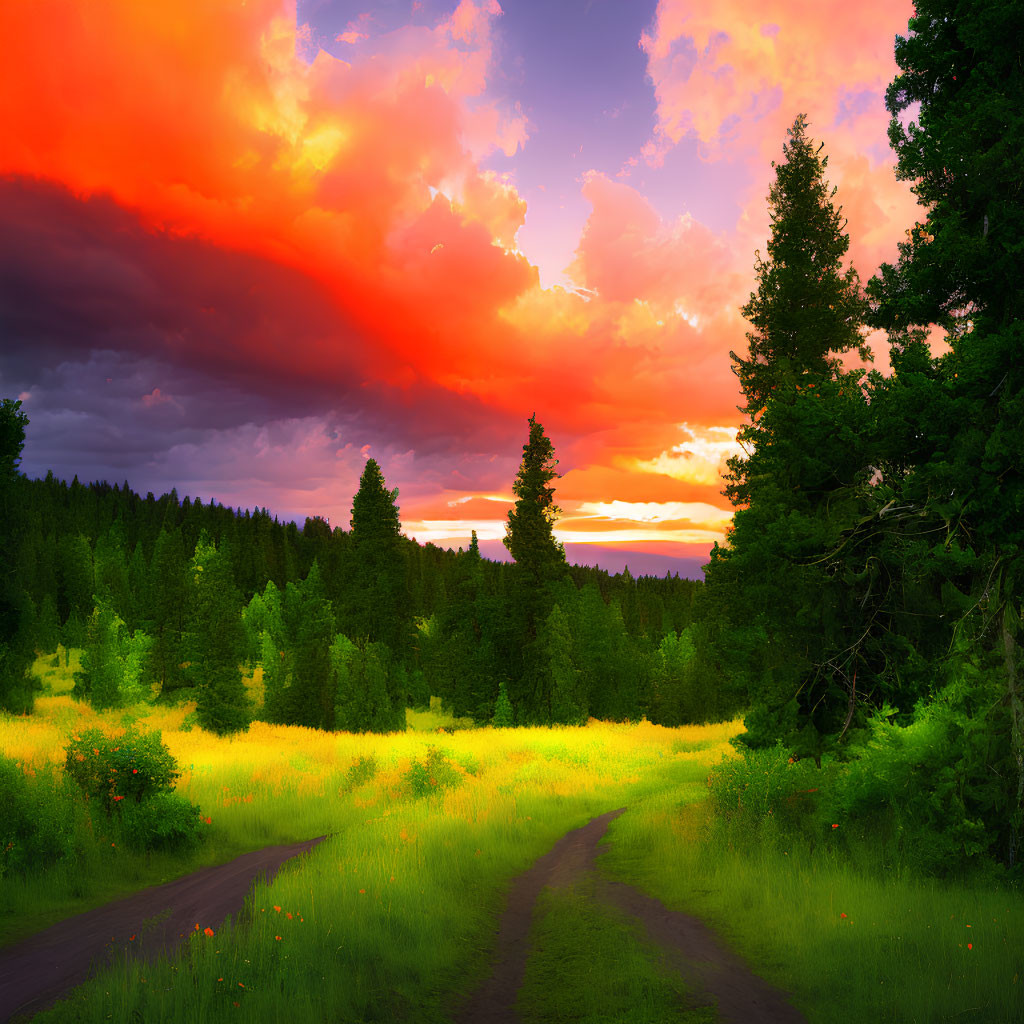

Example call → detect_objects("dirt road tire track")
453 807 808 1024
594 878 808 1024
0 835 330 1023
451 807 629 1024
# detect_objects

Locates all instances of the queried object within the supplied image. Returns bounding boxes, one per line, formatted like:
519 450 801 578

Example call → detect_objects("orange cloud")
1 0 927 561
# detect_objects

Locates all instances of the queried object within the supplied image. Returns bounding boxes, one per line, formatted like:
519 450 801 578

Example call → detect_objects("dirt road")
2 812 808 1023
452 808 808 1024
0 835 329 1023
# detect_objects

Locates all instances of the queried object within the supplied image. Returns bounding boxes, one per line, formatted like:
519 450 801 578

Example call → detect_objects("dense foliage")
0 418 706 733
705 0 1024 878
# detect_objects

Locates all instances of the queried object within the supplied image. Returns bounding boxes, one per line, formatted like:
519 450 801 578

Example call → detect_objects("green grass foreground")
599 787 1024 1024
1 653 1021 1023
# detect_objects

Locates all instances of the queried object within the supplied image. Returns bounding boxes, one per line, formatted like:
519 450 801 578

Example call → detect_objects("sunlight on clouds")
631 424 743 486
404 518 507 543
554 526 726 545
446 494 512 507
297 123 348 173
571 500 733 526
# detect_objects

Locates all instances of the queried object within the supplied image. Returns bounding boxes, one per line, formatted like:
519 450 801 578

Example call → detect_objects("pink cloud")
567 172 745 321
141 387 183 411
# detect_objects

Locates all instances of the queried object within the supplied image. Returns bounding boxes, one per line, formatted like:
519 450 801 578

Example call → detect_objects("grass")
4 652 1022 1023
516 877 717 1024
598 779 1024 1024
2 652 737 1022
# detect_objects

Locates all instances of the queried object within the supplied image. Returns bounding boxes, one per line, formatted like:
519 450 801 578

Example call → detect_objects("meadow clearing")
0 651 1021 1023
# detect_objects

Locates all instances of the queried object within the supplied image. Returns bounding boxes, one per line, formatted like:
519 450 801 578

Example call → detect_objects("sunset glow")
0 0 923 576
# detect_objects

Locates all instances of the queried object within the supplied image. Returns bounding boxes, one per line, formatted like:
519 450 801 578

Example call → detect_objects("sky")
0 0 929 579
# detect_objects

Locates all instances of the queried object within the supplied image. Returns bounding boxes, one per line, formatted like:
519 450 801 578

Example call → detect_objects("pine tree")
73 600 125 710
503 416 570 722
93 522 131 624
545 603 586 725
0 399 37 713
148 528 190 700
57 533 94 628
34 593 60 655
279 559 336 730
346 459 411 658
183 531 250 735
704 115 874 760
492 679 514 728
332 636 405 734
504 416 568 587
649 628 697 727
859 0 1024 865
127 541 151 632
569 584 615 720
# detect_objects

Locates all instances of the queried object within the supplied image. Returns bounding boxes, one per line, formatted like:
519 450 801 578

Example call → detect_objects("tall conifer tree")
504 416 568 587
148 527 190 699
347 459 411 657
705 115 873 760
0 399 36 713
279 559 336 730
502 416 570 722
184 531 250 735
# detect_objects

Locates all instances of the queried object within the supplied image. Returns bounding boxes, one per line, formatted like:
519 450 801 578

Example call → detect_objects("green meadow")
1 652 1020 1024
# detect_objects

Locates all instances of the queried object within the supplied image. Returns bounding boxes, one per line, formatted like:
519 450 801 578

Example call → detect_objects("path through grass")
516 878 717 1024
598 784 1024 1024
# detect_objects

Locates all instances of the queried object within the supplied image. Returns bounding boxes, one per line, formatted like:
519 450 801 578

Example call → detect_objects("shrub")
834 679 1015 876
403 746 463 798
63 726 180 814
117 791 204 852
0 755 76 878
492 680 514 728
345 755 378 789
707 743 837 849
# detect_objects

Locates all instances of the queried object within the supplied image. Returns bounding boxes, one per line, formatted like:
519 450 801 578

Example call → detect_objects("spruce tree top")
732 113 870 422
504 415 567 584
350 458 401 544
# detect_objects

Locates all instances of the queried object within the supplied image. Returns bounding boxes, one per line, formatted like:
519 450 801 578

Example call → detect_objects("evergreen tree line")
701 0 1023 872
0 412 717 732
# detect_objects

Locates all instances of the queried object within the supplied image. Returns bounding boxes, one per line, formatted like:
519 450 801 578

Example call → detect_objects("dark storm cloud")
0 175 528 491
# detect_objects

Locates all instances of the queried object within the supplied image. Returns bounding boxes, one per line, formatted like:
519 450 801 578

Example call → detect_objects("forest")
1 0 1021 897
